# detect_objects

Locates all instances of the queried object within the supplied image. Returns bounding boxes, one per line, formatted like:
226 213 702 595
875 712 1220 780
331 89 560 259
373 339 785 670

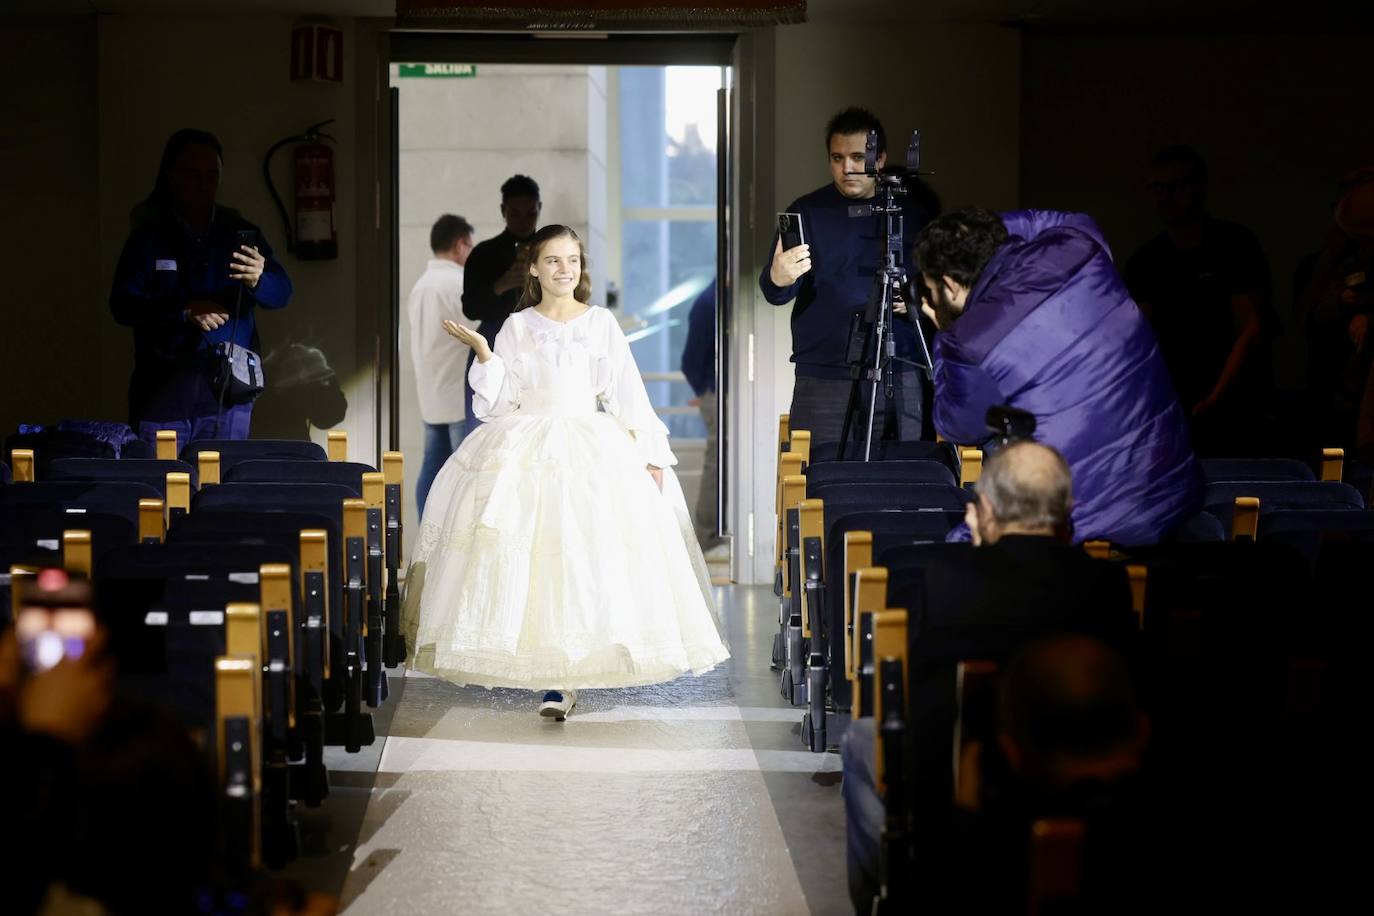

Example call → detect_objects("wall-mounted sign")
398 63 478 79
290 24 344 83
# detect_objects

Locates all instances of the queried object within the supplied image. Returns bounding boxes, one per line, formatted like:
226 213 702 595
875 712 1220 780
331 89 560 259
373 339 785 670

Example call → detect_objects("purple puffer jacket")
932 210 1203 546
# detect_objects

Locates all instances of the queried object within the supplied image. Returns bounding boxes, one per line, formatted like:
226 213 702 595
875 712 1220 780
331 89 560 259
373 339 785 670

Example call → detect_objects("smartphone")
234 228 259 253
778 212 806 251
17 605 95 673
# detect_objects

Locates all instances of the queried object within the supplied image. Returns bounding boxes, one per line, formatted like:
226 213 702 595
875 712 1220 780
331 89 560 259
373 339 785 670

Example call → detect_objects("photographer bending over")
915 209 1202 545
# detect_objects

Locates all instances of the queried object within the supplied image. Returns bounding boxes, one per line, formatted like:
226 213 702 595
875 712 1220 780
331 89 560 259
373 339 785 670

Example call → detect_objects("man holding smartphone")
759 107 937 449
461 174 542 435
111 129 292 447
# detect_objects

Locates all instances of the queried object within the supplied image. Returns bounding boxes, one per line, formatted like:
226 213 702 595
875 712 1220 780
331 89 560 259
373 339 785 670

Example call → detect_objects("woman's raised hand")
443 319 492 363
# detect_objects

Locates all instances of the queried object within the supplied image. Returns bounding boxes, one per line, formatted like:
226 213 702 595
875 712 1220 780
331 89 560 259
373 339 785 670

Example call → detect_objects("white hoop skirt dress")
402 305 729 689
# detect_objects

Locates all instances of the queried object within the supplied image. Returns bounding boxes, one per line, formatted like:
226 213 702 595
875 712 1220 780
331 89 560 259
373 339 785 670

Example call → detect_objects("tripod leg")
837 374 865 460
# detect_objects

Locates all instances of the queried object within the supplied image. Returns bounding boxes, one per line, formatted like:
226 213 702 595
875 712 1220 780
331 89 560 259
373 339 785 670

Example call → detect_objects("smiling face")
529 235 583 300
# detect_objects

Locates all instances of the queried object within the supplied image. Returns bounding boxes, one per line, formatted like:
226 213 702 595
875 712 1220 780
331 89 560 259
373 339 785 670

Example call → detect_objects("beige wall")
771 22 1022 214
1021 31 1374 387
0 21 102 437
94 14 370 452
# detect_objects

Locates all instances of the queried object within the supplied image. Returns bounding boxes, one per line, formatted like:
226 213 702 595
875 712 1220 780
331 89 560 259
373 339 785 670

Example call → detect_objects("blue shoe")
539 689 577 721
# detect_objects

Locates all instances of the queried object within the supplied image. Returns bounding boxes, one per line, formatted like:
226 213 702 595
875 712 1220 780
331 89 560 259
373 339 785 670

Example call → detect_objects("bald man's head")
972 441 1073 542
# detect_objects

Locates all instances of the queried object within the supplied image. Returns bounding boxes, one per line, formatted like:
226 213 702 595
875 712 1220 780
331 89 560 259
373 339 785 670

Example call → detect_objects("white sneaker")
539 689 577 721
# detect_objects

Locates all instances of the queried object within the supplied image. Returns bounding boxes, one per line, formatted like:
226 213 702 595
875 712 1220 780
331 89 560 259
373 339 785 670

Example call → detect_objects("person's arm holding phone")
229 227 292 311
760 212 812 304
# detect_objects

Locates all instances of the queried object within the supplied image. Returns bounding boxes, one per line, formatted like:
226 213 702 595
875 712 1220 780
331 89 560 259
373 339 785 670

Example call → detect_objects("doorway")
389 39 736 577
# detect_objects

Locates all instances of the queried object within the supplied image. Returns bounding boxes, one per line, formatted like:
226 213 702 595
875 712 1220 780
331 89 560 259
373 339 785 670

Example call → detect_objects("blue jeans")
135 403 252 451
417 421 466 518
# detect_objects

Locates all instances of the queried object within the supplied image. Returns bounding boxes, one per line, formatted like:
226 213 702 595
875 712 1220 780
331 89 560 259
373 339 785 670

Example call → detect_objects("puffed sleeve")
596 311 677 468
468 316 524 420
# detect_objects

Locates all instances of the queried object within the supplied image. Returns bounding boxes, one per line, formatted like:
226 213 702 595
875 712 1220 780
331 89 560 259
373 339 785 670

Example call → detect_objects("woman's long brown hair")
515 224 593 311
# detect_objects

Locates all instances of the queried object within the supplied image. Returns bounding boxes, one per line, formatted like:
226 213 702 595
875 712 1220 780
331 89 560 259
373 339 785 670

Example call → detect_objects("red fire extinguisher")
265 119 338 260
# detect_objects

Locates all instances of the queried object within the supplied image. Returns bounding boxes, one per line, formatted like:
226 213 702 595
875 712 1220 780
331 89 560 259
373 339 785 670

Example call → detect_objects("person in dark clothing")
1123 146 1273 456
0 570 115 914
950 635 1164 915
1300 166 1374 458
461 174 542 435
759 107 936 451
110 128 292 446
841 443 1136 914
680 279 724 551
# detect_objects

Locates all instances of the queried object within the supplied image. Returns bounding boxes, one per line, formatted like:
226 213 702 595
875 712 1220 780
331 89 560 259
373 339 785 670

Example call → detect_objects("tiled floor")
282 584 850 915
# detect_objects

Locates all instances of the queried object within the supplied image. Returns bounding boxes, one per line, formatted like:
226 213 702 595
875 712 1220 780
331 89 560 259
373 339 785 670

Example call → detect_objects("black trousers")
788 371 926 453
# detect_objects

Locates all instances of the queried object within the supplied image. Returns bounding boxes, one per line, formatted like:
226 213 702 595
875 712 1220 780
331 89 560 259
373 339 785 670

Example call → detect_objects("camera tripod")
835 129 934 461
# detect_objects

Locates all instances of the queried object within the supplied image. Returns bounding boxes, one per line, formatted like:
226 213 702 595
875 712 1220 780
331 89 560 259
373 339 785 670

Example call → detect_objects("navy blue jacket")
759 182 931 378
110 209 291 421
680 280 717 396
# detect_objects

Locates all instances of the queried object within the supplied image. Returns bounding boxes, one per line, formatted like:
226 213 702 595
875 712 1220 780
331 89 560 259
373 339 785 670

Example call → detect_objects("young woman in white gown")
403 225 729 719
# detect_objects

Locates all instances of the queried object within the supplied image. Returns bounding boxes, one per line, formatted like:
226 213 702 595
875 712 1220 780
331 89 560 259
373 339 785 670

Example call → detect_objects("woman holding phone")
110 128 292 446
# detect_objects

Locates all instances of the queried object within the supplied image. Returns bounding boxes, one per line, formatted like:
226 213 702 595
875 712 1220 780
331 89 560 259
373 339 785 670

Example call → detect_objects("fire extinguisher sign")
398 64 478 79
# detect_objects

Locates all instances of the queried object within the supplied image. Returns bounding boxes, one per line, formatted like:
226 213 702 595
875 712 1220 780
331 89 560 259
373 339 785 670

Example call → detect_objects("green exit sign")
399 63 478 78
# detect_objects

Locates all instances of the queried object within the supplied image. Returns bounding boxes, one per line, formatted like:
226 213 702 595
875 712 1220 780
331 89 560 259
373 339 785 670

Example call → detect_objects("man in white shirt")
409 214 476 515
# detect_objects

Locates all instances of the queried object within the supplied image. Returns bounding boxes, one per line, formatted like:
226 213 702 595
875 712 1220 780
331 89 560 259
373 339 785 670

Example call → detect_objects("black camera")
985 404 1036 447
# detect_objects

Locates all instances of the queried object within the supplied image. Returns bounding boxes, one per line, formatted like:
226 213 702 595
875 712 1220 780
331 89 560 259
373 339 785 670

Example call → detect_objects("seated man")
923 441 1135 638
951 634 1158 913
841 443 1136 913
915 208 1203 546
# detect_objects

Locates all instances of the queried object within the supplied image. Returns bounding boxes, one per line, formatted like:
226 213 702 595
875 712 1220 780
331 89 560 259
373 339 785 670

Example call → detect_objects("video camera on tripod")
836 128 936 461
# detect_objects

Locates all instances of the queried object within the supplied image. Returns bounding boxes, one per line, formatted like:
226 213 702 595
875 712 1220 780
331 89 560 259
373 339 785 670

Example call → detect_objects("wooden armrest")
215 656 262 869
226 602 263 661
871 607 909 796
1231 496 1260 541
1320 447 1344 482
155 429 178 461
780 474 807 597
1126 564 1147 630
953 660 998 801
139 498 165 543
62 530 93 578
343 498 368 636
775 452 805 569
789 429 811 467
327 431 348 462
198 451 221 486
260 564 297 730
300 529 331 680
798 498 824 638
852 566 889 716
8 565 38 612
1029 818 1086 916
11 449 35 482
959 447 983 487
383 451 405 486
778 414 790 451
843 531 874 683
165 472 191 524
